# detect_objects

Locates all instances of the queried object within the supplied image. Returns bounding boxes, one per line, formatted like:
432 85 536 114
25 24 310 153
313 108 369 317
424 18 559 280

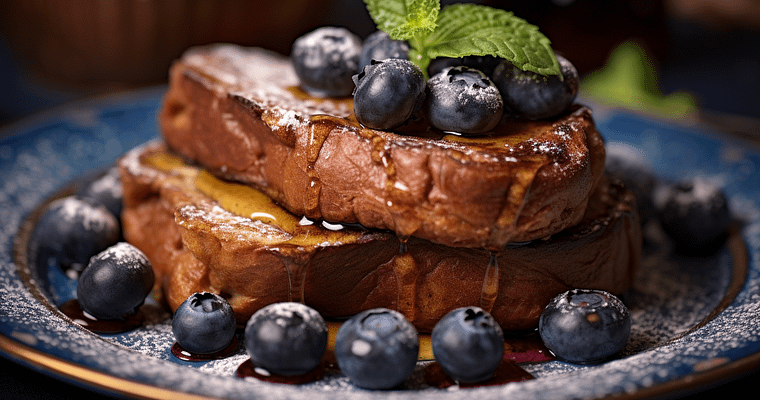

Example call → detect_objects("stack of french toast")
118 44 641 333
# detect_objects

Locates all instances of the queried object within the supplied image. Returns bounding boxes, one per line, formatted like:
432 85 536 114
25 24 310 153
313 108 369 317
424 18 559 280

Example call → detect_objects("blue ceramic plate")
1 88 759 399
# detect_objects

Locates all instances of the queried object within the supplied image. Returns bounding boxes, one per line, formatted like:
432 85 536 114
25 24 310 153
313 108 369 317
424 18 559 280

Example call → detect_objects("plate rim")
2 87 760 399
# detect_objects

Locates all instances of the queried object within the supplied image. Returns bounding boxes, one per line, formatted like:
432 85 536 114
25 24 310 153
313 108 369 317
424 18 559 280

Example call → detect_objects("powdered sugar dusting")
248 302 327 334
178 203 293 243
293 27 361 71
119 140 164 181
49 196 118 233
3 88 760 400
183 45 354 131
93 241 149 267
83 167 122 199
272 109 304 131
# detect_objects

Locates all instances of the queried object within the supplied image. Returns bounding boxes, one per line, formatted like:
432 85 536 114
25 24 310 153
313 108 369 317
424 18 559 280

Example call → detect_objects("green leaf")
425 4 560 76
581 41 697 118
364 0 439 41
363 1 560 78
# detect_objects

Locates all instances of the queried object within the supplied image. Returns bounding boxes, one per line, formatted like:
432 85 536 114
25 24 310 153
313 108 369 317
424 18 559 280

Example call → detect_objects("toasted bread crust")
120 142 639 332
159 45 605 250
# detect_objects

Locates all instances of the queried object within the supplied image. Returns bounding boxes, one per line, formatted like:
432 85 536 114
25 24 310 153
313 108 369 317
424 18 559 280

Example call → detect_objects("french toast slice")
119 141 640 332
159 44 606 250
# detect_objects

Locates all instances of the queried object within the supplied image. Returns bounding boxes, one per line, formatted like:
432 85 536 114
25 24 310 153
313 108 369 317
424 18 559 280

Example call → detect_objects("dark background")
1 0 759 127
1 0 759 398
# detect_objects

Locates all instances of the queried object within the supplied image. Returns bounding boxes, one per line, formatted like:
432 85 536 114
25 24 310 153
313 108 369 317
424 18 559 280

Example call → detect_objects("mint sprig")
365 0 438 40
364 0 560 79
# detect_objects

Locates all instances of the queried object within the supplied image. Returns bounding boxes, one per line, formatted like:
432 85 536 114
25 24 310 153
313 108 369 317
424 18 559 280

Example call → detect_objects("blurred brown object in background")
481 0 670 76
665 0 760 31
0 0 333 89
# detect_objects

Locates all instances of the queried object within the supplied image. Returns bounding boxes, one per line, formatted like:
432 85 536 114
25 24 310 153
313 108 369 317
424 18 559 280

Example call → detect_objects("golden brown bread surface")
119 141 640 332
158 44 606 250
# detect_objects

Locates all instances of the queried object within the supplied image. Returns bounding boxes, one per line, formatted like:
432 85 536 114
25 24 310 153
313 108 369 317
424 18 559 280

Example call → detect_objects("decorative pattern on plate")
1 88 759 399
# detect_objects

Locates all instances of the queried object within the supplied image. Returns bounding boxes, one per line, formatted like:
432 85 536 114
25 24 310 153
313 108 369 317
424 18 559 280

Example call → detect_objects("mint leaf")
426 4 560 77
364 0 439 41
364 0 560 79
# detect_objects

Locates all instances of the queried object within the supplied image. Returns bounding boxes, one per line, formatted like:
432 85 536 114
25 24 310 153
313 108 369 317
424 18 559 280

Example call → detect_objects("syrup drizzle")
171 336 240 361
502 331 554 364
423 359 534 389
283 256 311 304
358 124 423 240
59 299 144 334
393 237 418 323
236 357 333 385
479 252 500 313
303 116 333 219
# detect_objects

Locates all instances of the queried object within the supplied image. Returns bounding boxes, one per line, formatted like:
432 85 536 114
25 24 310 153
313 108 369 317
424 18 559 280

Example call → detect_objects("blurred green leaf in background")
581 40 697 119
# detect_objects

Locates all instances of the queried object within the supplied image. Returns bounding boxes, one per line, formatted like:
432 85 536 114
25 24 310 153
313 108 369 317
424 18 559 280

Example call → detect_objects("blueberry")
428 57 463 77
76 166 123 220
428 55 502 78
656 177 731 252
172 292 236 354
29 195 120 273
291 26 362 97
424 66 504 135
604 142 659 224
76 242 154 320
244 302 327 376
358 30 409 72
334 308 419 389
431 307 504 383
492 54 579 119
539 289 631 364
352 59 426 131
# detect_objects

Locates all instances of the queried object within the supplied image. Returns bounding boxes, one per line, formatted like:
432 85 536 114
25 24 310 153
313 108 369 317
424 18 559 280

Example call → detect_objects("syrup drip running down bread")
119 142 640 332
159 45 606 250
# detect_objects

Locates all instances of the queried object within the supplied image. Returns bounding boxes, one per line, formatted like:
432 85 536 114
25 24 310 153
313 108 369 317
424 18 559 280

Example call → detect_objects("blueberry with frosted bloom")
291 26 362 97
30 195 120 273
492 54 579 120
431 306 504 383
76 166 123 220
334 308 419 389
244 302 328 376
358 30 410 72
172 292 237 354
77 242 154 320
424 66 504 134
353 58 426 131
656 177 731 253
539 289 631 364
